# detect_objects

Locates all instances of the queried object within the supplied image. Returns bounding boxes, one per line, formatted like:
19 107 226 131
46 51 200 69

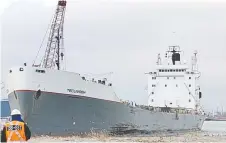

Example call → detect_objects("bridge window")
189 99 191 102
152 84 155 87
151 99 154 102
176 84 178 87
152 77 156 80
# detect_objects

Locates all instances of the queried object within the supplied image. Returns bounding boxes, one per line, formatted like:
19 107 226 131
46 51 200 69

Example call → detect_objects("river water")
202 121 226 133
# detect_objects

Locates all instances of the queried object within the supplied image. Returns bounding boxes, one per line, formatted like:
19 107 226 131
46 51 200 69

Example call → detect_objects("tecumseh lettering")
67 89 86 94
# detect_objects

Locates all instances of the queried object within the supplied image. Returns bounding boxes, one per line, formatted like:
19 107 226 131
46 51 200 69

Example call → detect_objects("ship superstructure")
147 46 202 111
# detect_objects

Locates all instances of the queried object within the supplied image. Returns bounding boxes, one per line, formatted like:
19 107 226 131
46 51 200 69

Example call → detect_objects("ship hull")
8 90 205 136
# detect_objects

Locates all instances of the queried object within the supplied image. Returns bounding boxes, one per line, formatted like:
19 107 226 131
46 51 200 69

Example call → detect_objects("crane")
41 0 67 70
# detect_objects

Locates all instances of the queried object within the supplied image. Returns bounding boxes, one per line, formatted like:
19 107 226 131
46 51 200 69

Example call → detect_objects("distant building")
1 99 10 117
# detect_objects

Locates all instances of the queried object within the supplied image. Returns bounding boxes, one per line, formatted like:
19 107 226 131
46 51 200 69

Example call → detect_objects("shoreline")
30 131 226 142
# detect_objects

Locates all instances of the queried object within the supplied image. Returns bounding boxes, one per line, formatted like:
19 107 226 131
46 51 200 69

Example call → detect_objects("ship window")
174 77 176 79
19 68 24 71
152 84 155 87
165 84 167 87
189 77 191 79
159 69 162 72
152 77 156 80
176 69 178 72
151 99 154 102
170 69 173 72
189 92 191 95
189 99 191 102
173 69 176 72
179 69 182 72
167 77 169 79
165 69 167 72
168 70 170 72
152 92 154 94
189 84 191 87
9 70 12 73
176 84 178 87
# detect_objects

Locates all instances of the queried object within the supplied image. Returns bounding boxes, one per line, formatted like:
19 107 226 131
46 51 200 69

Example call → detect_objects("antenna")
192 50 198 71
156 53 161 65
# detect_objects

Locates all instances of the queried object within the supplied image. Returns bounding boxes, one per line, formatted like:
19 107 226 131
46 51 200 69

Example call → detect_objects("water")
202 121 226 133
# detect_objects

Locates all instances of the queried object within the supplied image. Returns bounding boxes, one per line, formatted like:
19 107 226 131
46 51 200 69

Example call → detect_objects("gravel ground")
29 131 226 142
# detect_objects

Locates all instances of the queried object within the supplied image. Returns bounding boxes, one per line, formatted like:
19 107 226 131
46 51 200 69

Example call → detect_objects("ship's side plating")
8 91 204 136
6 66 205 135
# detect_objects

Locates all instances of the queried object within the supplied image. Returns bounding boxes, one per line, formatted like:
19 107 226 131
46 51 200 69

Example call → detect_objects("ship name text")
67 89 86 94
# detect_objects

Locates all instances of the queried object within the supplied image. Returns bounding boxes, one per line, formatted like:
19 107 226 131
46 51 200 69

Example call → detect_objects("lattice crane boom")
42 0 67 70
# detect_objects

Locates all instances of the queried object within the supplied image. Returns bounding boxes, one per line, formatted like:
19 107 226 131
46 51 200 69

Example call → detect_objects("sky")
1 0 226 112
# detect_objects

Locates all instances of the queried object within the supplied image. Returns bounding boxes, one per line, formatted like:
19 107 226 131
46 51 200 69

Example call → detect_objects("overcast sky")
1 0 226 112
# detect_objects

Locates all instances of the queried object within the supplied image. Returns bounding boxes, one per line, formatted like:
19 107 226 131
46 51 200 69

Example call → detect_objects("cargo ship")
5 0 205 136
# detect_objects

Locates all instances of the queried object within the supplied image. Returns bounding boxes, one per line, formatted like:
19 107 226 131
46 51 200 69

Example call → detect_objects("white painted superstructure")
5 66 120 102
147 46 202 110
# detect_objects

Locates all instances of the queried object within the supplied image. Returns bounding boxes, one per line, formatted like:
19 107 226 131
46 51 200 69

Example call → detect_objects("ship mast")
41 0 67 70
